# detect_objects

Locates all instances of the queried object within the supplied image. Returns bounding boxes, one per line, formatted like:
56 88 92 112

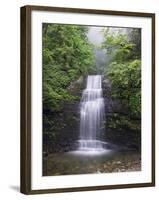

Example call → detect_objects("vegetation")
43 24 95 113
102 28 141 119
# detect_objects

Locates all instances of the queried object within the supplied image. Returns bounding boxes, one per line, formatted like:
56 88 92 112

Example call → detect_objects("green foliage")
106 60 141 116
102 28 135 62
102 28 141 118
43 24 94 112
106 113 141 131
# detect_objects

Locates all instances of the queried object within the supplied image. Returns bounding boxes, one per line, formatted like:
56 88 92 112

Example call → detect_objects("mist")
87 27 108 73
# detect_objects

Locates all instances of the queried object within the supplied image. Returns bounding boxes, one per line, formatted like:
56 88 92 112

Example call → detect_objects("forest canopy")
43 24 95 112
101 28 141 118
42 24 141 140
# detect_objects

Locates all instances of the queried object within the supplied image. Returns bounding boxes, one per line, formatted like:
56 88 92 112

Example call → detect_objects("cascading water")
78 75 105 152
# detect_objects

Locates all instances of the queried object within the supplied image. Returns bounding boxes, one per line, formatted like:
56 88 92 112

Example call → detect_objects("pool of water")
43 148 141 176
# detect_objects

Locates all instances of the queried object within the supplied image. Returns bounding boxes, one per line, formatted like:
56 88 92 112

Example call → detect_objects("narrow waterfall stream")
78 75 105 153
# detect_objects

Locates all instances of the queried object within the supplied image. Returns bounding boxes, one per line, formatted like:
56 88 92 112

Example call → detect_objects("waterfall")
79 75 105 151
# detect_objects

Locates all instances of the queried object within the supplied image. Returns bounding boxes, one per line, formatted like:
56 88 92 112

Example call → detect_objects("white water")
78 75 105 152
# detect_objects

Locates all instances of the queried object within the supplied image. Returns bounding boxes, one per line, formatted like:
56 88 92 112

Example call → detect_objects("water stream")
78 75 106 153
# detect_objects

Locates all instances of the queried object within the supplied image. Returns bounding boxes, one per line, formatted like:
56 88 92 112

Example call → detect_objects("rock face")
43 76 85 154
102 78 141 151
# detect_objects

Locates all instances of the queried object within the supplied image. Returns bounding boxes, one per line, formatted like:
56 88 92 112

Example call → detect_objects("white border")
31 10 152 190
